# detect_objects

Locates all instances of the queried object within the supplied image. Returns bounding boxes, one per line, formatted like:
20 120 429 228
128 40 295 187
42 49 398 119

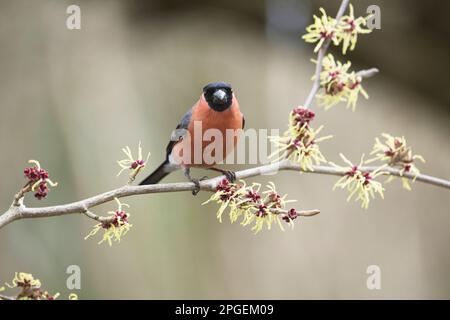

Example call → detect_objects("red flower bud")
246 190 261 203
255 205 268 217
283 208 298 222
34 182 49 200
130 160 145 169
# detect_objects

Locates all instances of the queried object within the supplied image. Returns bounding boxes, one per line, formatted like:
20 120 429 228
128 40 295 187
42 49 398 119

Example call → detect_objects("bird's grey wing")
165 108 192 159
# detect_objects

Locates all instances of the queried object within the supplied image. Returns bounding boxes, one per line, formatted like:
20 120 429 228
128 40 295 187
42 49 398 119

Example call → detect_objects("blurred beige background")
0 0 449 299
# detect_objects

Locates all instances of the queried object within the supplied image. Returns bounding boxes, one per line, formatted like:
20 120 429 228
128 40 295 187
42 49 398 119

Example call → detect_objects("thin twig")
1 160 448 230
356 68 379 79
0 293 15 300
82 209 113 224
272 208 321 217
12 183 31 207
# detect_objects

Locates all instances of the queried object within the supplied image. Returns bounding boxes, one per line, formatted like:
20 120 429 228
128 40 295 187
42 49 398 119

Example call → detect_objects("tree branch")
1 160 448 230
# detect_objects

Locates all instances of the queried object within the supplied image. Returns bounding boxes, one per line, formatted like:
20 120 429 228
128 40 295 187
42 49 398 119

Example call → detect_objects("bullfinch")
139 82 244 194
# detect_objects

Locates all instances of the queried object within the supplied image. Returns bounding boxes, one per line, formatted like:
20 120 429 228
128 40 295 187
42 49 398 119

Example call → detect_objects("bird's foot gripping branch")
1 1 450 253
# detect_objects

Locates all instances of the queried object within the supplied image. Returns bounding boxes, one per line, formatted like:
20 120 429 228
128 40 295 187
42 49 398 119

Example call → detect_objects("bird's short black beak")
212 89 227 104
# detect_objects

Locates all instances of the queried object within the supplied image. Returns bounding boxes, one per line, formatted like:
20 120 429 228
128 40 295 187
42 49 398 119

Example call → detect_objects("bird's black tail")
139 160 171 185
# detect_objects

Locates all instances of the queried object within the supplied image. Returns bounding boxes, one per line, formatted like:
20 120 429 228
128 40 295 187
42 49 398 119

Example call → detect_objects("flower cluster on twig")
203 179 317 234
84 198 132 246
367 133 425 190
328 133 425 207
0 272 78 300
83 142 150 244
270 107 332 171
117 141 150 184
331 154 386 209
316 54 369 111
16 160 58 204
302 4 372 54
303 4 373 111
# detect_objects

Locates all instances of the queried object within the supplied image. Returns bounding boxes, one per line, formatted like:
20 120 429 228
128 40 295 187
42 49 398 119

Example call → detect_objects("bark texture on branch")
1 160 448 229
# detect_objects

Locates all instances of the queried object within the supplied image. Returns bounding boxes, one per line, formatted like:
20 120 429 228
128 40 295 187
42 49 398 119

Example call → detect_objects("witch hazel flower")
244 182 297 232
117 141 150 183
242 182 298 233
345 73 369 110
302 8 340 53
330 154 386 209
288 107 316 136
84 198 132 246
336 4 372 54
270 106 332 171
316 54 369 111
1 272 78 300
22 160 58 200
205 179 246 223
6 272 41 290
316 54 352 108
3 272 60 300
366 134 425 190
303 5 372 55
203 180 299 234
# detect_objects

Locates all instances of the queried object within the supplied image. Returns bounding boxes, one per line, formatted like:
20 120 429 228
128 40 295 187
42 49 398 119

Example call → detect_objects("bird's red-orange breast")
171 93 242 167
